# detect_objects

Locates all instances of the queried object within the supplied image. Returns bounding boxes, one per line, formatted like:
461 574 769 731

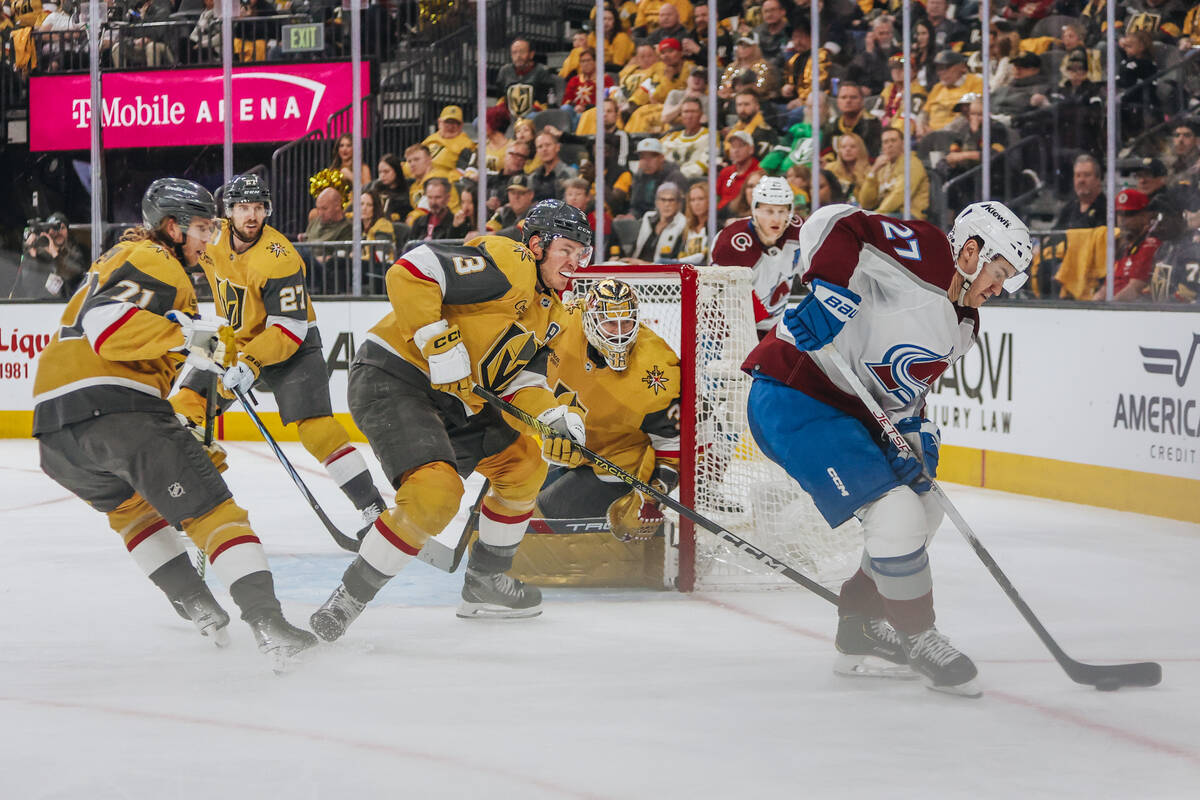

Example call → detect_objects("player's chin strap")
819 343 1162 690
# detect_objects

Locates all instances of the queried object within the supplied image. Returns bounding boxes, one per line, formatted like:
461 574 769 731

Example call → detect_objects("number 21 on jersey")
880 220 921 261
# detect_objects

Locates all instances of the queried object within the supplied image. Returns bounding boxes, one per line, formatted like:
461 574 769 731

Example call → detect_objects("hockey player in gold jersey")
170 174 386 529
32 179 317 667
539 278 681 540
310 200 594 638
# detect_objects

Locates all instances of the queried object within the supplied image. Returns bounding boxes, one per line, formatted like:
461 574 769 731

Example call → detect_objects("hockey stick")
474 385 839 603
820 345 1162 690
229 384 362 554
416 479 490 572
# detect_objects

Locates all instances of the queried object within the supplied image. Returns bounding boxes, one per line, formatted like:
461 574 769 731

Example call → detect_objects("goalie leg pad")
109 494 186 576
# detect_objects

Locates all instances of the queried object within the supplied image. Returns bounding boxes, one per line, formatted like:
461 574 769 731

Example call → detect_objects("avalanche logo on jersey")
865 344 952 405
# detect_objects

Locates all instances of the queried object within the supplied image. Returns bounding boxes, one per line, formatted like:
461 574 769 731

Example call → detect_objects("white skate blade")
834 653 920 680
923 677 983 699
456 601 543 620
264 644 317 676
207 625 231 648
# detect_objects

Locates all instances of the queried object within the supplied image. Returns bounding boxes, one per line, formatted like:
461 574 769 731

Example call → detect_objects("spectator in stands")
360 189 397 245
1096 188 1161 302
719 33 780 101
423 105 475 179
991 52 1051 122
660 97 711 177
627 137 686 217
530 131 578 201
302 186 352 290
875 54 927 132
112 0 175 68
940 96 1006 211
1000 0 1056 36
624 37 694 132
924 0 968 52
869 126 929 219
717 130 760 212
1157 199 1200 303
370 153 412 224
562 48 614 130
592 5 636 72
818 167 848 206
1133 157 1186 241
190 0 222 59
486 174 536 240
305 187 352 242
780 20 830 121
661 66 708 126
10 211 85 300
1046 52 1103 159
404 142 460 224
485 141 532 210
823 82 882 158
724 168 764 220
677 180 710 263
754 0 791 63
825 133 878 208
685 4 733 69
923 50 984 132
1117 30 1160 140
852 13 900 94
625 181 687 263
359 189 400 288
498 38 556 116
1056 21 1102 83
410 177 470 242
728 89 778 161
618 43 661 108
632 0 694 38
987 20 1020 91
910 18 937 90
563 177 617 257
513 119 538 171
642 2 690 49
1167 119 1200 183
1052 154 1106 229
36 1 83 71
326 133 372 189
481 105 513 178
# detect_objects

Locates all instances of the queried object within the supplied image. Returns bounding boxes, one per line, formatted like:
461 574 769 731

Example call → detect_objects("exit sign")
281 23 324 54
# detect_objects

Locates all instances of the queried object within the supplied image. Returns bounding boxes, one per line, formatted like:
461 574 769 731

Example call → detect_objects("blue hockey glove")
884 417 941 493
783 279 861 351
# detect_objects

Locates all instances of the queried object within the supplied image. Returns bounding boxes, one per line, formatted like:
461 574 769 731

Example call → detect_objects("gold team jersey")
358 235 571 417
547 314 680 480
422 131 476 176
32 237 197 435
199 220 314 375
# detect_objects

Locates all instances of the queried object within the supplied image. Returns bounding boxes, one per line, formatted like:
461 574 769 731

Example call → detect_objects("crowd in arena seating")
5 0 1200 302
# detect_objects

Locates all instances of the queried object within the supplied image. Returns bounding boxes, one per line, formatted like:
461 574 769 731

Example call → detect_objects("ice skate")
177 588 232 648
310 583 367 642
248 610 318 673
457 569 543 619
833 615 918 679
901 628 981 698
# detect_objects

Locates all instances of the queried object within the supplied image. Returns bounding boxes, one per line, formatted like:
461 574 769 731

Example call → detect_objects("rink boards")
1 300 1196 523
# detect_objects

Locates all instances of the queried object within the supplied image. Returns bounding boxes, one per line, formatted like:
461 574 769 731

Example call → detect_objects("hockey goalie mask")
948 202 1033 300
583 279 640 371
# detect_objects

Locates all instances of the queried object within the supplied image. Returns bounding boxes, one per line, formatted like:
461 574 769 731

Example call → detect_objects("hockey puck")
1094 678 1122 692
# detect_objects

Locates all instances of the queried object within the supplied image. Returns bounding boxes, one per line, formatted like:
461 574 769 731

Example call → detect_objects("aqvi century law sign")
29 62 369 151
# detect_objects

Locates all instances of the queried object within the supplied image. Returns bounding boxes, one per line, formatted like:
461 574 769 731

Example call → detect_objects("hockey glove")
537 403 587 468
175 413 228 473
222 360 258 397
415 320 477 407
166 310 227 360
783 279 861 352
884 416 940 494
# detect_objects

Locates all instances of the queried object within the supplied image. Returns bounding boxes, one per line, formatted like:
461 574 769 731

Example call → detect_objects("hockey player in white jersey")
710 176 803 337
741 202 1032 697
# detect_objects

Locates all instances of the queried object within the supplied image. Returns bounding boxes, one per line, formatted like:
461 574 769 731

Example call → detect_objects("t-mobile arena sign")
29 62 369 151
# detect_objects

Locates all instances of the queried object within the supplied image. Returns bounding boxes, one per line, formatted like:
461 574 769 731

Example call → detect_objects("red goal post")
570 263 860 592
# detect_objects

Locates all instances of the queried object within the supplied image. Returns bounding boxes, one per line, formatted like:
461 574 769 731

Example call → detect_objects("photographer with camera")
8 212 87 300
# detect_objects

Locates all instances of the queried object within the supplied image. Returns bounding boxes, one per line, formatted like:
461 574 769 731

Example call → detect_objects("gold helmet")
582 278 639 371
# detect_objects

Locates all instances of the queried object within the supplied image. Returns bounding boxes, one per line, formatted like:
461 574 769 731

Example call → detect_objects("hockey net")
571 264 860 591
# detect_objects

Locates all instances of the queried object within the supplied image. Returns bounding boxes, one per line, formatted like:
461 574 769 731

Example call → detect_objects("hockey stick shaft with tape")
820 345 1161 688
474 385 838 603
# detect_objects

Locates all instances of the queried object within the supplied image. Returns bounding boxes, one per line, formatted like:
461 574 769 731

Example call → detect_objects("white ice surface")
1 439 1198 799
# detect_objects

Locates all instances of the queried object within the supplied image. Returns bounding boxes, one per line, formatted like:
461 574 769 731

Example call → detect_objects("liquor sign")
29 62 369 151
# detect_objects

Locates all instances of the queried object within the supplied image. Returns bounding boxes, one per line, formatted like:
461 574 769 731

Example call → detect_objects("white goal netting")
572 265 861 590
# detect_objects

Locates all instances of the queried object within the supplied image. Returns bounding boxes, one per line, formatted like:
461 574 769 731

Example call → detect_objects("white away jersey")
710 215 803 333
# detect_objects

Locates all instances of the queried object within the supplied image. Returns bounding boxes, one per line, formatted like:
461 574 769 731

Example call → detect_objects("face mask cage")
582 284 639 371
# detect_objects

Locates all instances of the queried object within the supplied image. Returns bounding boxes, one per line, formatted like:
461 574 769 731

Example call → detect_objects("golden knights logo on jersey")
217 278 249 331
506 84 534 117
642 365 669 395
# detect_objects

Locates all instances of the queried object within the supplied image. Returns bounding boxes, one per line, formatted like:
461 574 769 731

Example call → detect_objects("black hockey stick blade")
232 386 361 553
474 386 838 604
416 480 489 572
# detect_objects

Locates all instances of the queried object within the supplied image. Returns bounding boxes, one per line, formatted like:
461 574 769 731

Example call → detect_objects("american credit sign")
29 62 369 151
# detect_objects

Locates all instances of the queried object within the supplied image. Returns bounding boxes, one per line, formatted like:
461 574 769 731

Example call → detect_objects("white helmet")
752 176 794 210
947 201 1033 296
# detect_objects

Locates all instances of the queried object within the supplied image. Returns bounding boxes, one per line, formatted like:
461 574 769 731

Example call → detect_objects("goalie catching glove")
415 320 478 408
607 461 679 542
536 400 587 468
883 417 940 494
